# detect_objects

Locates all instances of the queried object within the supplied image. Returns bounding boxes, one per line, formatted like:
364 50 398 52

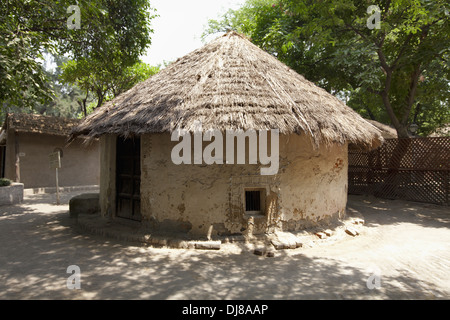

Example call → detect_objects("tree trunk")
381 92 408 138
366 107 376 121
77 89 89 118
378 138 412 199
96 93 104 110
77 100 87 118
376 68 412 197
395 124 410 138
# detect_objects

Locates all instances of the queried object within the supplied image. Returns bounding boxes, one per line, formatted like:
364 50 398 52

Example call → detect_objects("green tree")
36 52 88 119
110 61 160 97
0 0 156 115
0 51 86 121
60 59 160 117
205 0 450 137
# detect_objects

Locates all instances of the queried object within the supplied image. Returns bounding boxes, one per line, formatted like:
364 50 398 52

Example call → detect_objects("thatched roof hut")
72 32 383 238
71 32 382 150
3 113 80 138
0 113 100 189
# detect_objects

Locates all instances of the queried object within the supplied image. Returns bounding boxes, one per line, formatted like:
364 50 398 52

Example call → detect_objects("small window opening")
245 189 265 215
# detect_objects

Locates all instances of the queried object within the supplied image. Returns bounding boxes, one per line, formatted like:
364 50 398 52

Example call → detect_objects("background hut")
1 113 100 189
71 32 383 237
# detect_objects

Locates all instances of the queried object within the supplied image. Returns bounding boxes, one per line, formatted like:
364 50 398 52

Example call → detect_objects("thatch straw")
4 113 80 137
70 31 383 150
366 120 397 139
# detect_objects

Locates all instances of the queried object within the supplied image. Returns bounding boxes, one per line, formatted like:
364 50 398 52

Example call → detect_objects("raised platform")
74 211 362 254
0 183 24 206
75 214 222 250
24 185 99 196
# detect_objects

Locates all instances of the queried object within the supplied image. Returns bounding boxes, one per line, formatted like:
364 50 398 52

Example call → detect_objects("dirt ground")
0 191 448 300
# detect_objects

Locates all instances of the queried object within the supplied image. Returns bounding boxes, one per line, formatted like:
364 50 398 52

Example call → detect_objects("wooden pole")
55 168 60 206
56 167 60 205
14 133 20 182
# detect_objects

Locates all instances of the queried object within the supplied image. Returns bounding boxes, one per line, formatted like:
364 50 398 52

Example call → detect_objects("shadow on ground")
0 213 445 299
347 195 450 229
0 192 448 299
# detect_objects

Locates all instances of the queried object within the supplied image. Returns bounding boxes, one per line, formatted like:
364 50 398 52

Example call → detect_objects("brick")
282 240 296 249
253 247 265 256
315 232 327 239
168 239 189 249
186 242 196 249
271 239 286 250
194 241 221 250
345 227 359 237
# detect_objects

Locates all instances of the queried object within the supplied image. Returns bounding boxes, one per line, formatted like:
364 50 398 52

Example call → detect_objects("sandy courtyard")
0 191 449 300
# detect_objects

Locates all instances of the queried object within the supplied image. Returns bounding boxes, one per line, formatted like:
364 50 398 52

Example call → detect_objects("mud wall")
4 131 100 188
139 132 348 237
99 135 117 219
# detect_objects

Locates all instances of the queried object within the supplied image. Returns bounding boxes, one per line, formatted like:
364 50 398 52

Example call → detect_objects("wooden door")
116 137 141 221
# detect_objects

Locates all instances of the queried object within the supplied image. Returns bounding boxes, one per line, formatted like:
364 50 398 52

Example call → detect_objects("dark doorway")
116 137 141 221
0 146 5 178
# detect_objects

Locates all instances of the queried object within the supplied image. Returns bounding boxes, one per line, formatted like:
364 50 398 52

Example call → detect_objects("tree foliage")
0 50 87 121
1 0 156 118
205 0 450 137
60 58 159 117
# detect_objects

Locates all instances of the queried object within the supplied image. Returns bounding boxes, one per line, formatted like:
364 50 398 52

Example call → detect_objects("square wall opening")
244 188 266 216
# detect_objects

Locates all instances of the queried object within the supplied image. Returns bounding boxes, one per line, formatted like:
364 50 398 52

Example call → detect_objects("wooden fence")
348 137 450 205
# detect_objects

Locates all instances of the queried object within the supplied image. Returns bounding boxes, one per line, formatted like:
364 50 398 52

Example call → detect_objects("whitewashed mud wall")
137 133 348 237
99 135 117 219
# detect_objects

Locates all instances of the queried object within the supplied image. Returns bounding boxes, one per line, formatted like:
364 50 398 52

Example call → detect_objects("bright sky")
141 0 246 66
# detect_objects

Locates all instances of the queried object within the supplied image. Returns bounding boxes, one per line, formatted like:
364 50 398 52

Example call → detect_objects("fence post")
446 170 449 206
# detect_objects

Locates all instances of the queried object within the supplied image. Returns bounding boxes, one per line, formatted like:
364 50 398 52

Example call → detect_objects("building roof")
2 113 80 137
429 123 450 137
366 120 398 139
71 31 383 151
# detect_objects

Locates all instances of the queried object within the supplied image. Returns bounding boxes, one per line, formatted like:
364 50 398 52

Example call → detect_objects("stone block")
0 183 24 206
271 239 286 250
315 232 327 239
266 251 275 258
345 227 359 237
168 239 189 249
158 239 168 247
194 241 221 250
254 246 276 257
69 193 100 218
253 247 265 256
288 241 297 249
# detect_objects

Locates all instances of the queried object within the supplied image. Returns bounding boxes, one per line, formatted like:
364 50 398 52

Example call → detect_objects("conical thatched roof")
71 31 383 150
